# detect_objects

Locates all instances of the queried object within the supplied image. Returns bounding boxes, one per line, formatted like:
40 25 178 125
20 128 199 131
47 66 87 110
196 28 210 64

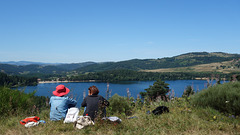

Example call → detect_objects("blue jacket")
49 96 77 121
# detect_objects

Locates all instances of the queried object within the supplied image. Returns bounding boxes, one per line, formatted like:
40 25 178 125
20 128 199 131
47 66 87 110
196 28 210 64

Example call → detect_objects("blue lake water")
17 80 226 107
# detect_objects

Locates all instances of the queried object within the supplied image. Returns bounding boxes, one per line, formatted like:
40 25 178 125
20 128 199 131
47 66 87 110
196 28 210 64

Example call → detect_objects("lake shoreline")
38 80 97 84
38 77 216 84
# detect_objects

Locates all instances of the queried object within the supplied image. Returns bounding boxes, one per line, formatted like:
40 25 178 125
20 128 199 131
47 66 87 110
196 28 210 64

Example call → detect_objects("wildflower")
225 101 229 103
230 115 235 119
213 116 217 120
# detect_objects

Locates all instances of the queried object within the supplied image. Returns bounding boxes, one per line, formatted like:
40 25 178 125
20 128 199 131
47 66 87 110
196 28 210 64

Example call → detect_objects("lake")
17 80 226 107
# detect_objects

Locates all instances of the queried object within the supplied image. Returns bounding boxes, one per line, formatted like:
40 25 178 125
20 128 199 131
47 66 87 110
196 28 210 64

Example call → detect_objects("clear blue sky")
0 0 239 63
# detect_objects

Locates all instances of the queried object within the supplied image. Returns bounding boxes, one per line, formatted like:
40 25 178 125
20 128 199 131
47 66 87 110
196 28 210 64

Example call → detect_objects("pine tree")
140 79 170 101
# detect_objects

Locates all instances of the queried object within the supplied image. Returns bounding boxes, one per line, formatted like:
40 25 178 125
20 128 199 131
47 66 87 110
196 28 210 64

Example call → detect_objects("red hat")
53 85 70 97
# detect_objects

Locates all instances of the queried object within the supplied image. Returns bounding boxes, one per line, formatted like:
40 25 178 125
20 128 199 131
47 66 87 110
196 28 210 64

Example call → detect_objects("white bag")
102 116 122 123
25 121 39 128
75 116 94 129
64 107 79 123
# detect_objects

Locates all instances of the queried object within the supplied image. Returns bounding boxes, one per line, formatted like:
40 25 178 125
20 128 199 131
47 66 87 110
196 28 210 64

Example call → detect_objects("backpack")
64 107 79 123
75 116 94 129
152 106 169 115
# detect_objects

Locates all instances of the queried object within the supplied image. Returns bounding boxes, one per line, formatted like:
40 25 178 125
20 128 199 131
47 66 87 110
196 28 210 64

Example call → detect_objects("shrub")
140 79 170 101
107 94 132 116
0 87 48 117
191 82 240 116
182 85 195 98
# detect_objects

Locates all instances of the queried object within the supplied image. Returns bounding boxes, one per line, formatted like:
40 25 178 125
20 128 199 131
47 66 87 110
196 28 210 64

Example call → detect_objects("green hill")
75 52 240 72
0 62 95 75
1 52 240 75
143 60 240 73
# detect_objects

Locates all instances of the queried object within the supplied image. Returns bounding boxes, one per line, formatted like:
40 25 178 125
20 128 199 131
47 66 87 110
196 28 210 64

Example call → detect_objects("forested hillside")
0 62 95 75
0 72 38 86
75 52 240 72
1 52 240 76
0 64 66 75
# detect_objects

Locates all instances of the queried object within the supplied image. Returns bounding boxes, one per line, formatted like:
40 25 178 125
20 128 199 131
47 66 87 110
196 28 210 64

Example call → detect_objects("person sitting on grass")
81 85 109 121
49 84 77 121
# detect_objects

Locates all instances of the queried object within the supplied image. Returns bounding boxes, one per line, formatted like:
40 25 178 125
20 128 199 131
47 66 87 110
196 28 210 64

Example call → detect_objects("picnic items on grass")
75 116 94 129
20 116 44 128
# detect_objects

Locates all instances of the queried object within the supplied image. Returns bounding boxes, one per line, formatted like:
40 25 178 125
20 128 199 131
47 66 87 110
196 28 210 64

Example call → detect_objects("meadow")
0 82 240 135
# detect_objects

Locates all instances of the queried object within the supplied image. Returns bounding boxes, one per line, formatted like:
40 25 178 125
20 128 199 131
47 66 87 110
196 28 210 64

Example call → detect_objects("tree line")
68 69 236 82
0 72 38 87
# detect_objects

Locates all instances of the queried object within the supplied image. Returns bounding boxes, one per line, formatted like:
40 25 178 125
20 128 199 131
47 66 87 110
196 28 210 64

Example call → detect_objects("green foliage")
231 74 240 81
182 85 195 98
0 87 48 117
237 75 240 81
2 52 240 78
0 64 67 75
107 94 132 116
1 96 240 135
140 79 170 100
74 52 240 72
0 72 38 87
70 69 235 82
191 82 240 116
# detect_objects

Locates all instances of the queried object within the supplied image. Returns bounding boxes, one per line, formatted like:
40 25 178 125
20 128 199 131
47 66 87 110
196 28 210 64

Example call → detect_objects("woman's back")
81 86 109 121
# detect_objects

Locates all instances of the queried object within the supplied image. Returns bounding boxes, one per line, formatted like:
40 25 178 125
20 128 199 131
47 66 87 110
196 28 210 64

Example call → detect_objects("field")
0 98 239 135
143 61 240 74
1 82 240 135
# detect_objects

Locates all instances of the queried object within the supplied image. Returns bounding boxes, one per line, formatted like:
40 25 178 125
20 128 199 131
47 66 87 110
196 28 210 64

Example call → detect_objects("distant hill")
1 52 240 75
143 60 240 74
0 64 66 75
75 52 240 72
0 62 96 75
0 61 59 66
56 62 96 70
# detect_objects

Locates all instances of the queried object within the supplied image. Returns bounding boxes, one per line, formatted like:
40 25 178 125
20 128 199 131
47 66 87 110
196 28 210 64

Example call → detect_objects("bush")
191 82 240 116
182 85 195 98
140 79 170 101
107 94 132 116
0 87 48 117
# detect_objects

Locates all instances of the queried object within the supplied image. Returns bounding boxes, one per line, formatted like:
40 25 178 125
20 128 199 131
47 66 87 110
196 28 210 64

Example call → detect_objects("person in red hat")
49 84 77 121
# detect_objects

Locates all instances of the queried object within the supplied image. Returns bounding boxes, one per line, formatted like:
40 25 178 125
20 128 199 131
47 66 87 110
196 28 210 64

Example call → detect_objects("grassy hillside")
143 59 240 73
1 82 240 135
1 97 239 135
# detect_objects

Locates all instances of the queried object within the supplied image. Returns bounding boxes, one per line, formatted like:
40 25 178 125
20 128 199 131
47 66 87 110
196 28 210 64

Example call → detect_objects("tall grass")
0 84 240 135
0 98 239 135
0 87 48 117
191 82 240 116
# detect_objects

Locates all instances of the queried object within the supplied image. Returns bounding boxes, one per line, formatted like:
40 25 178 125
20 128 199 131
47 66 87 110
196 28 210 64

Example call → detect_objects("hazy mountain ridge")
0 62 96 75
1 52 240 75
0 61 60 66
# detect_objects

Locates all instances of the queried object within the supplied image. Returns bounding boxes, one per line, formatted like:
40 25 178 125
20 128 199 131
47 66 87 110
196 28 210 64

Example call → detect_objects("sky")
0 0 239 63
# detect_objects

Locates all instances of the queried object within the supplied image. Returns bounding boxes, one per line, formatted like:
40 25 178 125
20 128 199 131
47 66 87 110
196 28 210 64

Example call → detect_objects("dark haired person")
49 84 77 121
81 85 109 121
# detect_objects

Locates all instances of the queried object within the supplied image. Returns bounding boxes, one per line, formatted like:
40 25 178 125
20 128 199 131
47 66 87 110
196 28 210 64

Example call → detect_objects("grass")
191 82 240 116
0 98 239 135
143 60 240 74
1 82 240 135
